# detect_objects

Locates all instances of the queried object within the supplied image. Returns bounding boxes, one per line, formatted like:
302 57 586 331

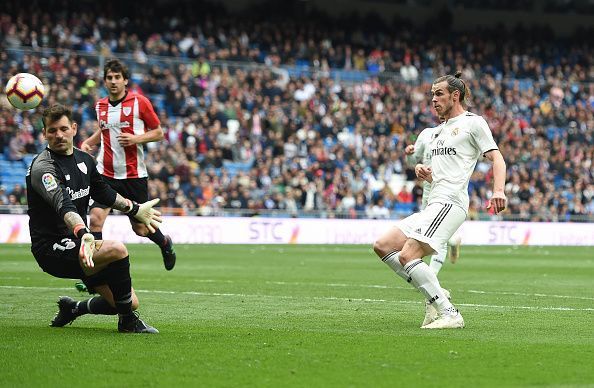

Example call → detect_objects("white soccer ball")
5 73 45 110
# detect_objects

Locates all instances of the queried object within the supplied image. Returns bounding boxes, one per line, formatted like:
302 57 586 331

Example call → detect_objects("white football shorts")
396 202 466 254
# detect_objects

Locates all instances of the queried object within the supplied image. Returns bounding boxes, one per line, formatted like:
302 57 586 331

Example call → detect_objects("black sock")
75 296 117 315
146 229 166 246
106 256 133 316
91 231 103 240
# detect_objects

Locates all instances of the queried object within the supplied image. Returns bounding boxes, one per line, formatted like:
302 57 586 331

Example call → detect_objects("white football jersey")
406 124 441 209
426 111 498 211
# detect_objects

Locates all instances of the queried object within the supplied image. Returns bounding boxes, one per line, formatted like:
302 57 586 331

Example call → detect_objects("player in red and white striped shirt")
81 59 176 270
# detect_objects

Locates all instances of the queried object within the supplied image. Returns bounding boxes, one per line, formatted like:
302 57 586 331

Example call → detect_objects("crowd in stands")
0 1 593 221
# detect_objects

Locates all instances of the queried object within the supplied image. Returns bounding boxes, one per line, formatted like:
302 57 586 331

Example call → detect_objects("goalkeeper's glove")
74 224 95 269
127 198 162 233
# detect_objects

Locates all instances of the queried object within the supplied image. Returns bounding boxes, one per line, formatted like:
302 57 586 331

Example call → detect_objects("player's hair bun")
454 70 463 78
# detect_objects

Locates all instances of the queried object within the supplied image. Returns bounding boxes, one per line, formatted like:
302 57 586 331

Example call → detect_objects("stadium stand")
0 0 592 221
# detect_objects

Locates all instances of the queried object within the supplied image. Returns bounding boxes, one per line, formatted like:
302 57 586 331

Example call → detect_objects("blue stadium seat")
394 202 415 215
23 154 35 168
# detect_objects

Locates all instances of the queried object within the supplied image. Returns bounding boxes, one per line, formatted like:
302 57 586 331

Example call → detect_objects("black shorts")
91 176 148 222
32 237 111 293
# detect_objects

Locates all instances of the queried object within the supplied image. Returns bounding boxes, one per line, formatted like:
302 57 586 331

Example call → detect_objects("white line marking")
466 289 594 301
2 279 593 302
1 285 593 312
267 281 594 302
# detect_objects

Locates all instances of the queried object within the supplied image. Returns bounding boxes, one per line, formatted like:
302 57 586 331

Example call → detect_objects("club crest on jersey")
77 162 88 174
42 173 58 191
451 128 459 136
65 174 71 181
123 107 132 116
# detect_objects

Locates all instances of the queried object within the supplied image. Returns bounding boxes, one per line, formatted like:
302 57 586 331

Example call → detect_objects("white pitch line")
1 285 593 312
466 289 594 301
2 278 593 302
266 280 594 301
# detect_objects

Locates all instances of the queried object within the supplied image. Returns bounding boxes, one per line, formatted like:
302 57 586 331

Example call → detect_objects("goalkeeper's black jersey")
26 147 117 248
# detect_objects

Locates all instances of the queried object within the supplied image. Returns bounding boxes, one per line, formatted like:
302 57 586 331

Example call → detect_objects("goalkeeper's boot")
50 296 78 327
422 309 464 329
160 235 176 271
421 288 451 327
75 282 88 293
118 312 159 334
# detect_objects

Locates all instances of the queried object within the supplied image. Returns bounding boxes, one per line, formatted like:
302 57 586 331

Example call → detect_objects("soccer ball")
5 73 45 110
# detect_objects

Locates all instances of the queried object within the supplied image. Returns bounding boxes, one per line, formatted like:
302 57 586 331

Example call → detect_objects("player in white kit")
373 71 507 329
405 118 461 326
405 117 461 273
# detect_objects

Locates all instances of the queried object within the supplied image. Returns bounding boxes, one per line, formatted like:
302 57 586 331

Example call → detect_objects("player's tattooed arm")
111 193 134 213
64 211 87 231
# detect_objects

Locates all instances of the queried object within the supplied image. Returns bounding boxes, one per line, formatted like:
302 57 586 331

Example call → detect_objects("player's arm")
81 125 102 153
484 149 507 214
117 125 164 147
405 132 425 166
472 117 507 214
415 163 433 183
117 95 164 147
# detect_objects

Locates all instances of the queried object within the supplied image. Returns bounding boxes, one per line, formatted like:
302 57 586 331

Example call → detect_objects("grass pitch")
1 244 593 387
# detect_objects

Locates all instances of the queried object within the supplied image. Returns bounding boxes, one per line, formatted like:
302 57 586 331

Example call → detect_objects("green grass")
1 244 593 387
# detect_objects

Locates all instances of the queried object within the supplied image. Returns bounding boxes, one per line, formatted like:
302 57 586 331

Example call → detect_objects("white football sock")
404 259 455 314
381 251 411 283
428 243 448 275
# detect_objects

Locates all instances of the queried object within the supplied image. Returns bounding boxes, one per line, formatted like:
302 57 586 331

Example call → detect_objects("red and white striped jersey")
95 91 160 179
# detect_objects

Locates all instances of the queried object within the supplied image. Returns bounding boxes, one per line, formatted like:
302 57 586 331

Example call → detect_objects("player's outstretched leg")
448 234 461 264
403 257 464 329
105 254 159 333
429 243 448 275
146 230 176 270
50 295 120 327
160 235 176 271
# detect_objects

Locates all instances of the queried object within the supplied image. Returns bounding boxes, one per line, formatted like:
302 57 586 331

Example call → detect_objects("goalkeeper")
26 104 161 334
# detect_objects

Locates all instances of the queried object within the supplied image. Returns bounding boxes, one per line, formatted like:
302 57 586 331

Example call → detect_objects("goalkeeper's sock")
107 257 133 316
381 251 411 283
75 296 117 315
91 231 103 240
147 229 166 246
429 245 447 275
404 259 454 314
